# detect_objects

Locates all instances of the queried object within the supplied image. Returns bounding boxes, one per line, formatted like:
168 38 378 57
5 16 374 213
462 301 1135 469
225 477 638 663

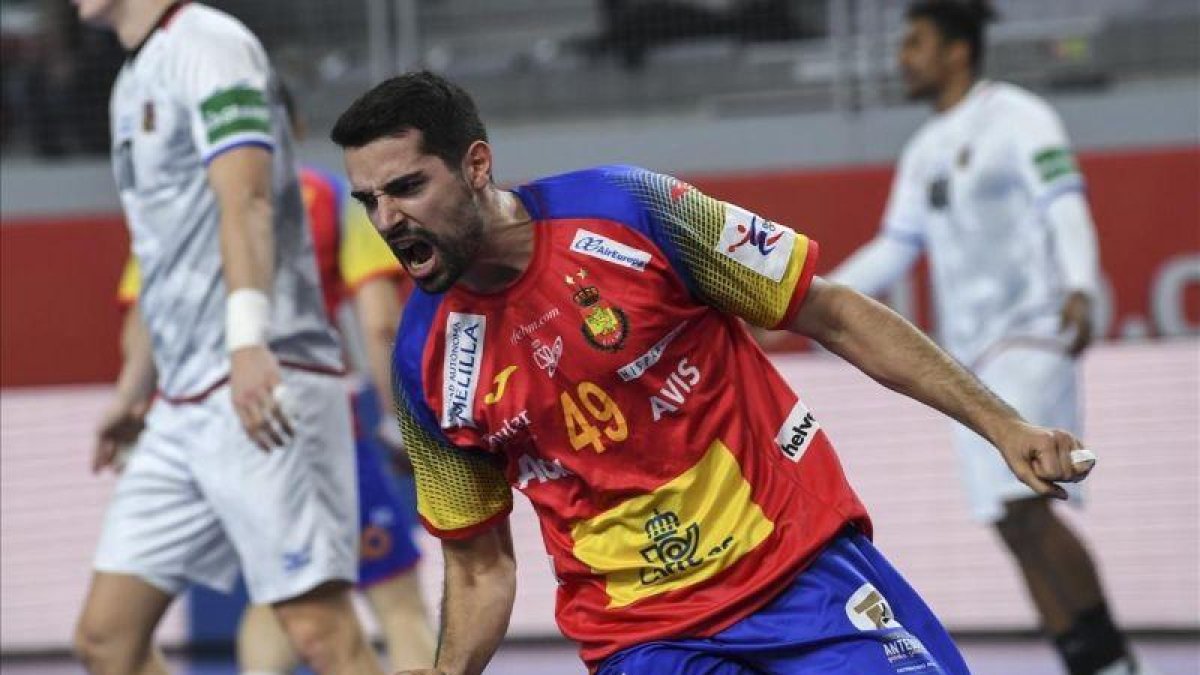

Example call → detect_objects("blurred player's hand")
93 396 150 474
994 421 1094 500
393 670 446 675
230 345 293 450
377 419 414 475
1059 291 1093 357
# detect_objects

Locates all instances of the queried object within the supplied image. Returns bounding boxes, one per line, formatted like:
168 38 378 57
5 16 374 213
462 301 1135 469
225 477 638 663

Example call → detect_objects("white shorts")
94 368 359 604
954 344 1084 523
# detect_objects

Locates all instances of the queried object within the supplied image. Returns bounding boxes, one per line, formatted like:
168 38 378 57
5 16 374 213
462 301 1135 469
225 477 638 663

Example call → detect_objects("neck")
111 0 176 50
460 186 535 294
934 71 977 112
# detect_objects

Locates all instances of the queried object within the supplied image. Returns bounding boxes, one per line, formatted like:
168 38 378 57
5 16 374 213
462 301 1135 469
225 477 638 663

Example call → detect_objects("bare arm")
422 521 517 675
211 146 275 293
208 147 291 449
352 275 404 423
790 278 1092 497
93 305 157 473
115 305 157 407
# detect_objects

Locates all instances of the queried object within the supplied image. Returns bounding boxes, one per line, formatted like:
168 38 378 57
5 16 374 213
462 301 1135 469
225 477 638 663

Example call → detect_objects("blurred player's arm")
831 142 925 297
209 146 292 449
1047 193 1100 356
829 234 921 298
1017 98 1099 357
353 277 407 440
342 203 408 452
790 278 1091 496
94 302 157 474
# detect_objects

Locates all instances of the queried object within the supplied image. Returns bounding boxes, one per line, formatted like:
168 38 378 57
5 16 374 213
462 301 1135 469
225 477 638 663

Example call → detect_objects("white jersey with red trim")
881 81 1087 365
109 3 340 398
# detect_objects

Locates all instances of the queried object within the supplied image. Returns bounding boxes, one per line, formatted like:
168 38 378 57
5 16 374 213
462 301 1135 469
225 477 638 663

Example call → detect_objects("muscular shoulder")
156 5 266 83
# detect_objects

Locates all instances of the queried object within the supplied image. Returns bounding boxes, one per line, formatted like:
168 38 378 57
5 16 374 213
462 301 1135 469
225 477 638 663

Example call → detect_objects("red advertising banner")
2 146 1197 387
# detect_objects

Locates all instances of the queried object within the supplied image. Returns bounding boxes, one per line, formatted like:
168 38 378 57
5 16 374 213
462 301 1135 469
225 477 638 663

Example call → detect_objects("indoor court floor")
2 636 1196 674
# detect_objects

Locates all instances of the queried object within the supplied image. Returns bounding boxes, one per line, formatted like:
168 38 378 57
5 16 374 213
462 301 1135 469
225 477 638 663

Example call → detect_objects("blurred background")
1 0 1197 673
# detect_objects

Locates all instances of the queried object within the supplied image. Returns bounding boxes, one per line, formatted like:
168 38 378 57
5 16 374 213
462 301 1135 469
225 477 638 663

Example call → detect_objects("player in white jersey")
832 3 1145 674
71 1 384 673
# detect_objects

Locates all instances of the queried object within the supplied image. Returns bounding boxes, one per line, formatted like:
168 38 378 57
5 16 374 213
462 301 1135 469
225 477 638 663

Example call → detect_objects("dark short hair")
330 70 488 169
906 0 996 72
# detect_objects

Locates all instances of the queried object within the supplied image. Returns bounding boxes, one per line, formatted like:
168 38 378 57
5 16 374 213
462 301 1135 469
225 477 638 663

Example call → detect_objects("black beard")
415 202 485 294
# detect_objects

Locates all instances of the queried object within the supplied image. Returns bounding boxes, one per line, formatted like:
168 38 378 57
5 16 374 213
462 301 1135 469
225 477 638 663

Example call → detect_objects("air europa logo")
441 312 486 429
569 229 652 272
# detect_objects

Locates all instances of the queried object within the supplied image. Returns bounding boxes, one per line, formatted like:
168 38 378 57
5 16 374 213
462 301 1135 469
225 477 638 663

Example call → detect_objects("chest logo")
565 268 629 352
531 336 564 377
483 365 518 405
142 101 156 133
649 357 702 422
486 409 533 450
775 399 821 463
569 229 652 272
441 312 486 429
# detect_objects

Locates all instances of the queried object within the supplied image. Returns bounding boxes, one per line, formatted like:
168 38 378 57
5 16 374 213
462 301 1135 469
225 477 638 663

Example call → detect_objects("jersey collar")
127 1 188 61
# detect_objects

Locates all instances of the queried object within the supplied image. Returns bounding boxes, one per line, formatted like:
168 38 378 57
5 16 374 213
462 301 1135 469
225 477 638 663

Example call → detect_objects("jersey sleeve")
1011 97 1085 204
395 388 513 540
879 141 928 248
339 202 403 292
618 169 819 330
174 33 275 163
117 255 141 308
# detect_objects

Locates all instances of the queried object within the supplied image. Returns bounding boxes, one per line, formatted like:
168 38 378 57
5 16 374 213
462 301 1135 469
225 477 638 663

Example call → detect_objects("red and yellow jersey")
118 167 402 314
394 166 870 667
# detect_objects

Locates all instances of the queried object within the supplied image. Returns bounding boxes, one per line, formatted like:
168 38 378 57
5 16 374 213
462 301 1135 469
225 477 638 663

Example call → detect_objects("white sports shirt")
836 81 1097 366
109 3 341 399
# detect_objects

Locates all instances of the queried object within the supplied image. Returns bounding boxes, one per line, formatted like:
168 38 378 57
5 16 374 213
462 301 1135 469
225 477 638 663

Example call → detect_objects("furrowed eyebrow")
382 173 426 194
350 171 426 205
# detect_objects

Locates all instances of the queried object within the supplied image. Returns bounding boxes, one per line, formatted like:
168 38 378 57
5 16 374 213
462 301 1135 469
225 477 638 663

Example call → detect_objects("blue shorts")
598 528 970 675
353 388 422 588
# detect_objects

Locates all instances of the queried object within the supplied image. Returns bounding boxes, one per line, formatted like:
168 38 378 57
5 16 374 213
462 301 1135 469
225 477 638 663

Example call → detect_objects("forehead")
343 131 441 189
906 17 943 42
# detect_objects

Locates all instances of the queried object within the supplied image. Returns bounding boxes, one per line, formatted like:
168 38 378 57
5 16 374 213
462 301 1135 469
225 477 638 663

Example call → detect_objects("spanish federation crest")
565 268 628 352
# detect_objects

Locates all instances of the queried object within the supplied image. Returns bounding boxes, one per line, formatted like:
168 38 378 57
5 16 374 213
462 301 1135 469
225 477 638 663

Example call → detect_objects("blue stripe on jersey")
1036 179 1087 210
393 289 453 442
201 139 274 165
513 164 701 300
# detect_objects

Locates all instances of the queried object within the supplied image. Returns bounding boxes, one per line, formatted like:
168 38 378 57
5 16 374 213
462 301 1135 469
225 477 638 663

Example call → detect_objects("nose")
375 194 408 234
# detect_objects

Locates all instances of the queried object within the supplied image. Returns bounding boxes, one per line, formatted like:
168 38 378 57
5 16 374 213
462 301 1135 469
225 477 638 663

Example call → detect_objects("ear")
947 39 972 72
461 140 493 190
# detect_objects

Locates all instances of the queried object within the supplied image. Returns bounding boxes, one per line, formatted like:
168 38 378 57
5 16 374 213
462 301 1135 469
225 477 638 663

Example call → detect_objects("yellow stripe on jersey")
117 255 141 305
339 203 401 291
396 393 513 535
616 171 817 328
571 439 775 608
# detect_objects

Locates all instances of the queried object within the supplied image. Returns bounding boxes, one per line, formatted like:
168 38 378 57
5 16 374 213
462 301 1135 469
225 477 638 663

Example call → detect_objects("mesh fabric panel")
609 170 811 329
395 391 512 535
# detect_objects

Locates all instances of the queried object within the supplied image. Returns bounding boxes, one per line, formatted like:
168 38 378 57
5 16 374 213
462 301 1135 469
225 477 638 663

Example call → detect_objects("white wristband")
225 288 271 352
